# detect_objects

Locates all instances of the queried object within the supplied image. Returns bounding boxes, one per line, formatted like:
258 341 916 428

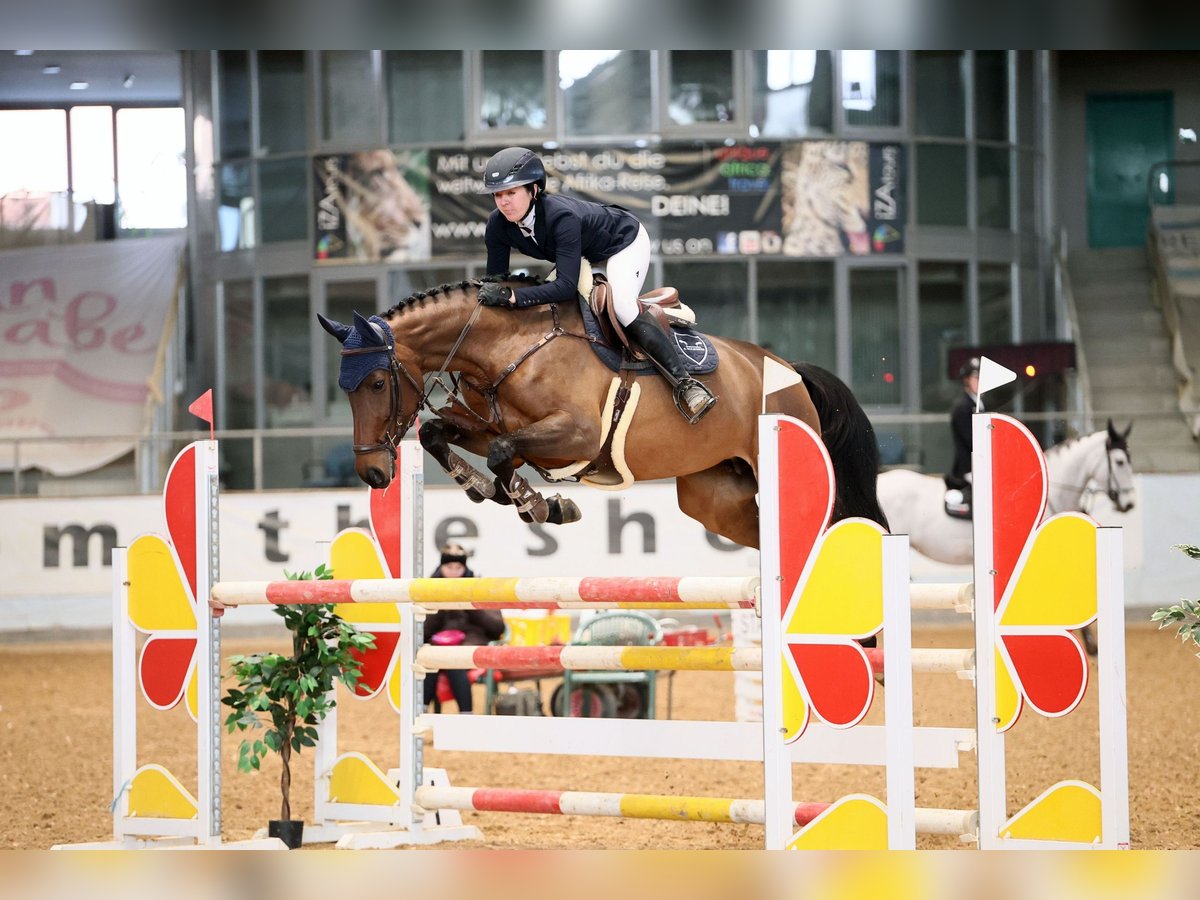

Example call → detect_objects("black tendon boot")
624 311 717 424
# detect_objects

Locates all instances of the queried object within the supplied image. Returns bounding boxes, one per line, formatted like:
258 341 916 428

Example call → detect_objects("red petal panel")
775 419 834 619
163 445 197 599
139 636 195 709
989 418 1046 607
370 482 403 579
1002 633 1089 717
350 630 401 697
789 641 874 727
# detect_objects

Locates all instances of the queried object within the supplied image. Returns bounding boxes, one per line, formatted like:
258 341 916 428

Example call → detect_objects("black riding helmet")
480 147 546 194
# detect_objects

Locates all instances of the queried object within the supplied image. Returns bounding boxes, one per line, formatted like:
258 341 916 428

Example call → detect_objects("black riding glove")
478 283 514 307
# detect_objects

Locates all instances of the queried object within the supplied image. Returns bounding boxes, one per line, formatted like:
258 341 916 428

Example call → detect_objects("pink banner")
0 235 183 475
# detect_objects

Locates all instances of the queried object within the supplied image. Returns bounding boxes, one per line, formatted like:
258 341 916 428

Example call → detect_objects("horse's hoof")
547 495 582 525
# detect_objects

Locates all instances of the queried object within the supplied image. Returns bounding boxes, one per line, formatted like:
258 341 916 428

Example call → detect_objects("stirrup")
673 380 717 425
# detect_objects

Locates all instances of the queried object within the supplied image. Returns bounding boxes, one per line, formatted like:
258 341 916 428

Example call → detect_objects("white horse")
878 420 1135 567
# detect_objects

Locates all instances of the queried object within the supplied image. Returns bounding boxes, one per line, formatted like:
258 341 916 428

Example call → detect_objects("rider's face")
493 186 533 222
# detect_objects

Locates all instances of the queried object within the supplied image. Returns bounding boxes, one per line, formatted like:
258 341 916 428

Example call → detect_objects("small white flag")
977 356 1017 412
762 358 805 413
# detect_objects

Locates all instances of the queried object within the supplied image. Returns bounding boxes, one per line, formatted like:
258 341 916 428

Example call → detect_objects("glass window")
756 261 836 371
387 51 465 143
979 263 1012 344
975 51 1009 142
668 51 735 125
561 51 651 137
324 279 378 416
69 107 114 205
216 161 253 250
841 51 900 128
914 51 965 137
751 50 833 137
849 267 902 405
320 51 379 144
263 276 312 429
217 50 251 159
221 278 257 489
1016 51 1036 148
916 144 967 227
1019 149 1039 235
917 262 968 412
259 158 307 243
115 108 186 230
661 260 749 340
977 146 1011 229
258 51 306 154
480 51 547 131
0 109 67 194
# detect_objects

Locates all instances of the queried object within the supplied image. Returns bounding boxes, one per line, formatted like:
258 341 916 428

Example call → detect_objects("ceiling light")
122 74 135 88
14 50 35 56
42 64 61 75
69 81 89 90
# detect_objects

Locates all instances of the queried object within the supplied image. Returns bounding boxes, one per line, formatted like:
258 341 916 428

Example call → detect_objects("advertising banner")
0 235 184 475
318 141 906 264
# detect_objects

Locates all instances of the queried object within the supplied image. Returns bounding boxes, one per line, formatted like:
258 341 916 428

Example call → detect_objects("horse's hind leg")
676 462 761 550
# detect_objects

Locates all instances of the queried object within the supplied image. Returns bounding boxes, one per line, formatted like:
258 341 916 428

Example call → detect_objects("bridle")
341 292 595 459
1097 435 1134 510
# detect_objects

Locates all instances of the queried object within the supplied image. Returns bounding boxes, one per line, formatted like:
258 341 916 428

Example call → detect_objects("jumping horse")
319 273 888 550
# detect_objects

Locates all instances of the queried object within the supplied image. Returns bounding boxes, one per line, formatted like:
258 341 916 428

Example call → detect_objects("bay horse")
319 273 888 550
877 420 1135 567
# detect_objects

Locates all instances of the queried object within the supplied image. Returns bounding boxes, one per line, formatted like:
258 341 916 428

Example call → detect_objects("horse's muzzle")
364 465 392 489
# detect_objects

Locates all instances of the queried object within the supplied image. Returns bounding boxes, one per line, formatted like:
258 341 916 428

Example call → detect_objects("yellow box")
505 613 573 646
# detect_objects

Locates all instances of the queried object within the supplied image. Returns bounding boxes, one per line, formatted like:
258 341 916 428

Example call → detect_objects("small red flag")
188 389 214 440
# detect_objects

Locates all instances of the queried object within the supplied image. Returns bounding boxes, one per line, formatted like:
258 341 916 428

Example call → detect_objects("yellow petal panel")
328 752 402 806
1000 780 1102 844
994 646 1022 733
1001 514 1097 629
330 529 400 624
127 764 198 820
127 535 196 632
789 520 884 638
788 794 889 850
782 651 809 742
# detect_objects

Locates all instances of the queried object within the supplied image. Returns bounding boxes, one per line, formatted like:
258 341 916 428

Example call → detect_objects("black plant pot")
269 819 304 849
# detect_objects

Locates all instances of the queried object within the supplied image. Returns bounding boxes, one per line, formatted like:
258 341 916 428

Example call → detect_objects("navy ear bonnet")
318 311 395 391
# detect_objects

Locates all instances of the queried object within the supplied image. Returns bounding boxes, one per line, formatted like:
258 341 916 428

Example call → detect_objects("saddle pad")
577 296 719 375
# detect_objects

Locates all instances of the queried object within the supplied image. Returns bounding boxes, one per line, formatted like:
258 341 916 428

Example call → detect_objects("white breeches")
593 225 651 326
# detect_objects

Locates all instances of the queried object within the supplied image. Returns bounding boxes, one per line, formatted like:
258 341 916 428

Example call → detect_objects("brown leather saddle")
587 272 694 357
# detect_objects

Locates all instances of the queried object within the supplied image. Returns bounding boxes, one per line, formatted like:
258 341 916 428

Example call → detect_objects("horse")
876 420 1135 567
318 272 888 550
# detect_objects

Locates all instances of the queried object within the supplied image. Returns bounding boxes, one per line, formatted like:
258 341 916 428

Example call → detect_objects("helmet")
958 357 981 379
480 147 545 194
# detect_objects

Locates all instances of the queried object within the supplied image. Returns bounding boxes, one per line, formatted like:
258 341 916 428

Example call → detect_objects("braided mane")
381 272 548 318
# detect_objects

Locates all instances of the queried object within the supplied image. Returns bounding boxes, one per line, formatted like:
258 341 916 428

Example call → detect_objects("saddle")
587 271 697 354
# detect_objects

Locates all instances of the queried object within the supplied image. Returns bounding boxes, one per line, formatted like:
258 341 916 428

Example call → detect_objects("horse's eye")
371 378 387 392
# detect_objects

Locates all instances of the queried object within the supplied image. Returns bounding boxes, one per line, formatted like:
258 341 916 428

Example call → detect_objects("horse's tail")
791 362 890 531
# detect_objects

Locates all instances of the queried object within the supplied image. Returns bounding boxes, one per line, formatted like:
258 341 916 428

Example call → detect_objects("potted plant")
221 564 376 848
1151 544 1200 657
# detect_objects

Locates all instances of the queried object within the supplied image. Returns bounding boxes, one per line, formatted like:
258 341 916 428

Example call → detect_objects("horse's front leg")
419 417 500 504
486 412 596 526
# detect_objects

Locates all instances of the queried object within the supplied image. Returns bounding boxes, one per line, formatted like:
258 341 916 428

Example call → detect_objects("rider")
475 146 716 424
944 357 980 515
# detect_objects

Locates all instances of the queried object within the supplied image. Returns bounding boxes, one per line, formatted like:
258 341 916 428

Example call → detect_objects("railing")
0 409 1185 499
1054 226 1095 436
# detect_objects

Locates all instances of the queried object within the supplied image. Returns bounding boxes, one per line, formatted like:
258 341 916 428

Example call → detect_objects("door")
1086 92 1173 247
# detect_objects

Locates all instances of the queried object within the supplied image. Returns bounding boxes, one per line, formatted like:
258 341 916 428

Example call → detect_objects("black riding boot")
624 311 717 424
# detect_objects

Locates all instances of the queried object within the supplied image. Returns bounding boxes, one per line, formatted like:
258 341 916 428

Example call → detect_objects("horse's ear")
352 310 388 347
317 312 352 344
1123 421 1133 440
1106 418 1117 440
